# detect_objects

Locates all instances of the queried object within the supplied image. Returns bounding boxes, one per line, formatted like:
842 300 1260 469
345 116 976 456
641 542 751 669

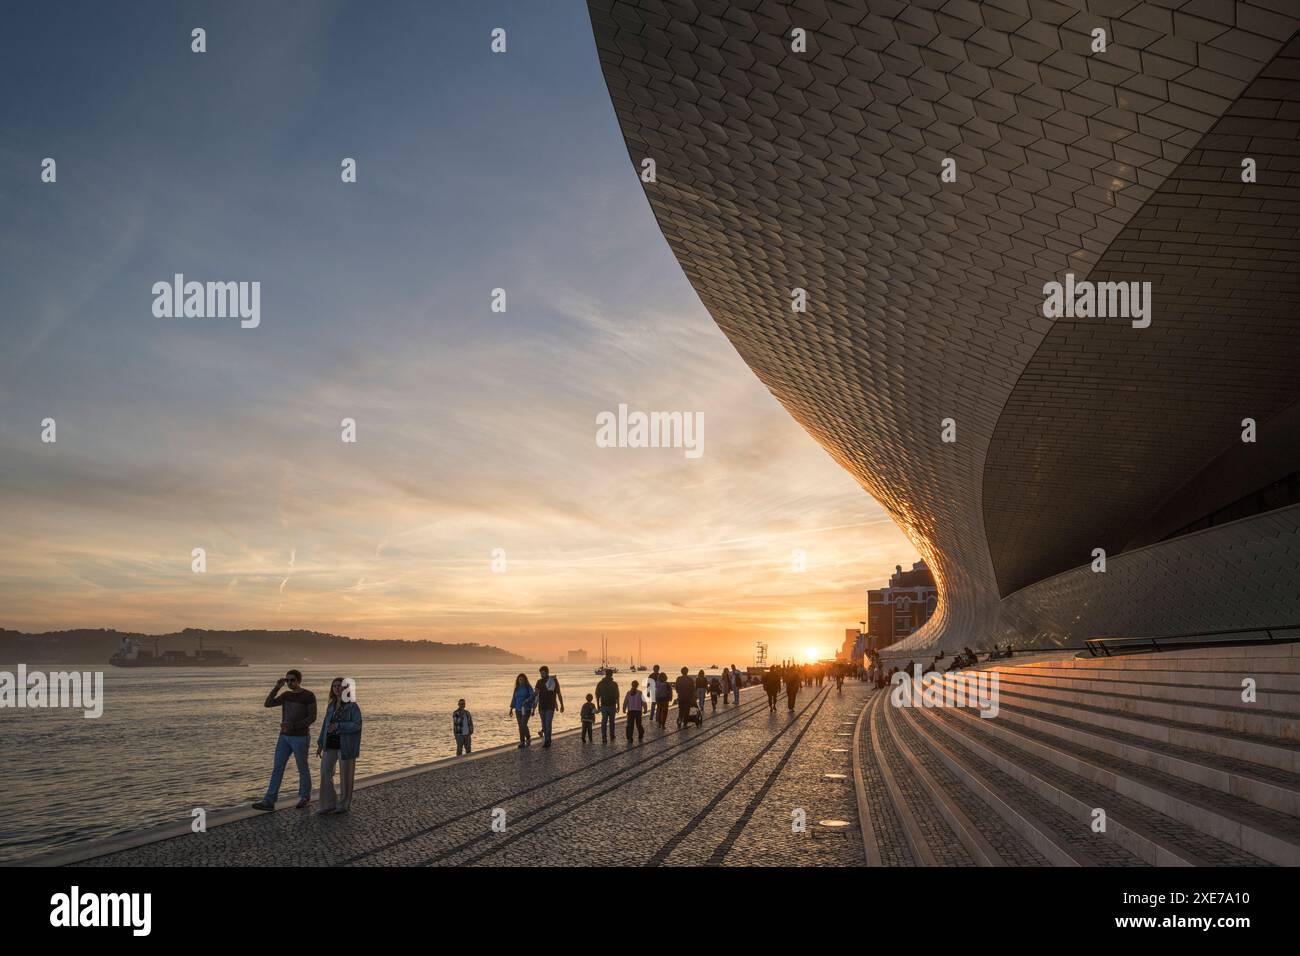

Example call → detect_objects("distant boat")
594 634 619 675
634 638 647 670
109 635 246 668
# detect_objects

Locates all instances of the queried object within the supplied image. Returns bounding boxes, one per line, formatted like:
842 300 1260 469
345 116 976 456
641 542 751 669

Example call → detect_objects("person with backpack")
623 680 645 742
675 667 696 728
595 668 619 742
653 668 673 729
580 694 597 742
509 672 535 748
730 665 742 705
708 673 722 712
533 666 564 748
694 669 708 718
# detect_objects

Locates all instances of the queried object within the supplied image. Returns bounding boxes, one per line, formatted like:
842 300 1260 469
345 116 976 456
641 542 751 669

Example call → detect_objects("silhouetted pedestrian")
595 669 619 742
509 672 535 748
675 667 696 728
762 667 780 711
624 680 645 742
647 665 663 721
654 668 672 729
534 666 564 748
453 698 474 755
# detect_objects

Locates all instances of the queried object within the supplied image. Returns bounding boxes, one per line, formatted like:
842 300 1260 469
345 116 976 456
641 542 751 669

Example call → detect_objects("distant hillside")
0 628 527 665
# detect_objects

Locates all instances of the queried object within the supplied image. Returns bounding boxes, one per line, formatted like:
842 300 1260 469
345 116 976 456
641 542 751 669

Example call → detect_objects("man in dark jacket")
595 670 619 742
784 665 801 712
674 667 696 728
534 666 565 748
762 667 781 711
253 669 317 810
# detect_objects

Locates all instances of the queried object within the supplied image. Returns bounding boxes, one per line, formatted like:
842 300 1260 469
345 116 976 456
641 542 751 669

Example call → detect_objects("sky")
0 0 916 664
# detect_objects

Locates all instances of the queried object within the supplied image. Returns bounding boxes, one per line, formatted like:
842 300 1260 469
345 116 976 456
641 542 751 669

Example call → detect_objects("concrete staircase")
853 644 1300 866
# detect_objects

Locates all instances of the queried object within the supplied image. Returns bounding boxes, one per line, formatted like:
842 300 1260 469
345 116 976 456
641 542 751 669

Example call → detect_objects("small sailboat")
594 634 619 675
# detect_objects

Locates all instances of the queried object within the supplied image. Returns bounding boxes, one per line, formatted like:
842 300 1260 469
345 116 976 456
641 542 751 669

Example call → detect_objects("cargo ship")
109 635 246 667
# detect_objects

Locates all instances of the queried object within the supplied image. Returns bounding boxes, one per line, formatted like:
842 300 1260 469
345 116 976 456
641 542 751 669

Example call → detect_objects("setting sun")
802 646 820 662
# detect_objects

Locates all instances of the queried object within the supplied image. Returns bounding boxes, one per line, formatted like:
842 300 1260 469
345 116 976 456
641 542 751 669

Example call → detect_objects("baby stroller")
676 698 702 728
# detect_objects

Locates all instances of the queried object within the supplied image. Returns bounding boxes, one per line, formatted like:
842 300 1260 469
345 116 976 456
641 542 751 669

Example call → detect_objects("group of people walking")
253 660 857 814
507 665 748 747
756 661 853 712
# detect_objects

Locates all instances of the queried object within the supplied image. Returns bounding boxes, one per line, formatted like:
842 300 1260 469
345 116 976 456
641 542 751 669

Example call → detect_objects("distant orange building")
866 561 937 651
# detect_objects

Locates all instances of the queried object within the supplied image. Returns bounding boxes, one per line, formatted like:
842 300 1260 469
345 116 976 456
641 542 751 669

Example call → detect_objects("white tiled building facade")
590 0 1300 650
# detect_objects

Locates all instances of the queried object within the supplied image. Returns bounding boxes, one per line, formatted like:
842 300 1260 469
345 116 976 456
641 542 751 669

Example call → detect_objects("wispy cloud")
0 0 917 663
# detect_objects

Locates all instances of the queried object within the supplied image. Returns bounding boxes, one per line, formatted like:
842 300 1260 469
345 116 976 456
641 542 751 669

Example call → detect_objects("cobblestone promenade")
76 683 871 867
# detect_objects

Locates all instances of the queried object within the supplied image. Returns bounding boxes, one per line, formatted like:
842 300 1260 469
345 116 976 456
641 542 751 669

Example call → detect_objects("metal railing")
1085 625 1300 658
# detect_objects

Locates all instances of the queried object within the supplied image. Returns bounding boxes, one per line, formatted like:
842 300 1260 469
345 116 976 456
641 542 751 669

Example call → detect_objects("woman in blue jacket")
316 677 363 814
509 672 535 749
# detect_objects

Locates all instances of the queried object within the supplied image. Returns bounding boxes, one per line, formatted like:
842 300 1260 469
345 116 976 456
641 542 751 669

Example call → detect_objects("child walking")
623 680 645 742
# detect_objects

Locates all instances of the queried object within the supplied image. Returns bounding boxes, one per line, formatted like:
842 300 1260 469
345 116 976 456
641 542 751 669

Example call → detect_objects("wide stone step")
1017 662 1300 693
870 692 976 866
936 701 1300 865
913 703 1269 866
987 668 1300 713
853 693 919 867
949 679 1300 773
985 672 1300 737
988 700 1300 818
883 694 1051 866
893 703 1125 866
1097 643 1300 661
1041 652 1300 675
